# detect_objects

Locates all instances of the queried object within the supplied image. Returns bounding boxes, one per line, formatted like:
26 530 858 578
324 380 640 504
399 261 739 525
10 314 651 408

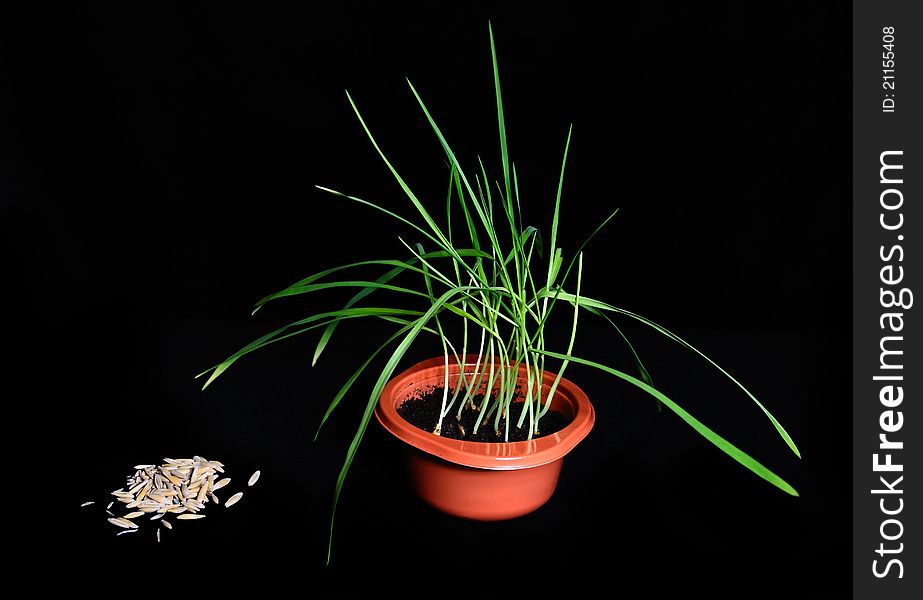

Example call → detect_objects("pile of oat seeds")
80 456 260 542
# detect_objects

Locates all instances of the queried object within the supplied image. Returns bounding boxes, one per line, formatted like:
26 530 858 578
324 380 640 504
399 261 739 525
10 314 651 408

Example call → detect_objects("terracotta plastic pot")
375 354 595 520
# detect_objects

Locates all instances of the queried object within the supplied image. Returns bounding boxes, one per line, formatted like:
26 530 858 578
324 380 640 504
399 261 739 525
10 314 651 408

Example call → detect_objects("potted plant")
200 24 800 560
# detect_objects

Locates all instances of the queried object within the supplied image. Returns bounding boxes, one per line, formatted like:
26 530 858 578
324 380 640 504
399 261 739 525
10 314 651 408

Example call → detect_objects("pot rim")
375 354 595 470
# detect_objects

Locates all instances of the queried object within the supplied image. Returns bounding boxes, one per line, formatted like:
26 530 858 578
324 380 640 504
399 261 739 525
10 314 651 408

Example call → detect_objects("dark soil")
397 387 570 442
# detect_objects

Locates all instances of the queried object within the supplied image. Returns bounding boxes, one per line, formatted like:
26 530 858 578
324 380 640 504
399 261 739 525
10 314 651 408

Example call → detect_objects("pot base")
405 447 563 520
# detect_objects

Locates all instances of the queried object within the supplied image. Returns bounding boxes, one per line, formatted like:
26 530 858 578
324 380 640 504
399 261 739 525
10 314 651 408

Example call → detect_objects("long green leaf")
307 249 491 365
316 185 491 289
405 80 515 294
543 292 801 459
489 22 511 205
584 305 655 388
311 264 414 365
327 284 503 563
314 325 411 440
260 280 430 303
546 124 572 288
255 250 490 309
345 92 451 250
198 307 422 389
535 350 798 496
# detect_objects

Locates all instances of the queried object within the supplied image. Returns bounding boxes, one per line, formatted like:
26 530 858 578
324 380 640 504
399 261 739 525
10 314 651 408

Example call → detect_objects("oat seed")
108 518 137 529
247 470 261 487
224 492 243 508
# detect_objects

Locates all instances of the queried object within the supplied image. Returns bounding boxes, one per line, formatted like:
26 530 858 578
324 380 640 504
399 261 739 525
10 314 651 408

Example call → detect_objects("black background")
4 1 849 592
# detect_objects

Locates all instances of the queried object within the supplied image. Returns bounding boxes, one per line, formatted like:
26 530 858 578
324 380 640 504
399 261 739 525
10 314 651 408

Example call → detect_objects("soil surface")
397 387 569 442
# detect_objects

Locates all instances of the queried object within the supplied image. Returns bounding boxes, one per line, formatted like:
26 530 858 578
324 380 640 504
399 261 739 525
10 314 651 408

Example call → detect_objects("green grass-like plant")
199 24 800 561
